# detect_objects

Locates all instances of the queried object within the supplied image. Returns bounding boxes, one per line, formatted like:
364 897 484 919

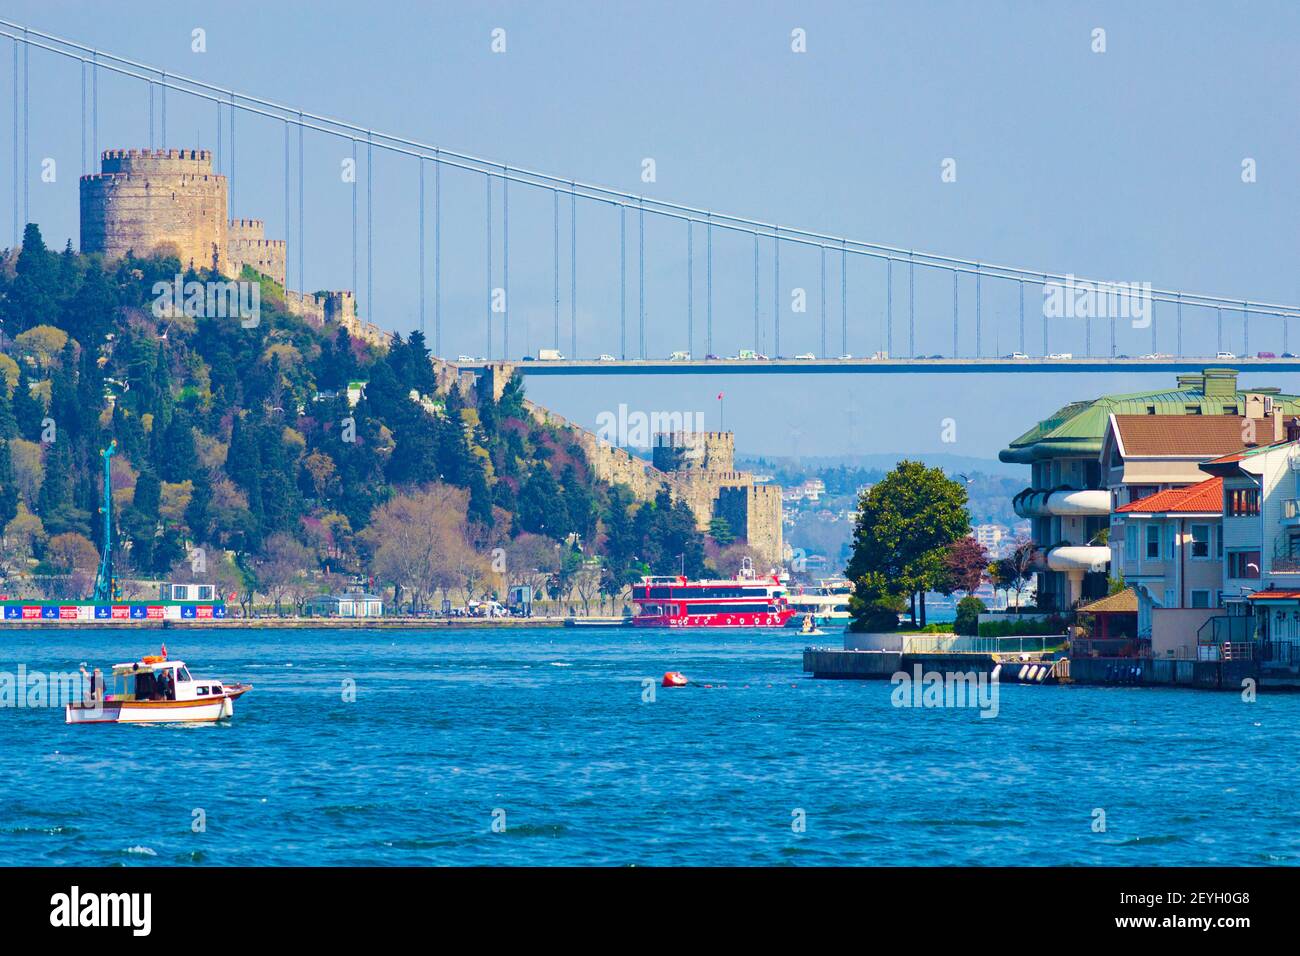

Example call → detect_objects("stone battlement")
229 218 264 229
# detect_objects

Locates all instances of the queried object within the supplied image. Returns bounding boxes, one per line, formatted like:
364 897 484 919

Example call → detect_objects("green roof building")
999 369 1300 609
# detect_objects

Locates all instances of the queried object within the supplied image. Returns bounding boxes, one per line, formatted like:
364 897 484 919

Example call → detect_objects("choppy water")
0 627 1295 865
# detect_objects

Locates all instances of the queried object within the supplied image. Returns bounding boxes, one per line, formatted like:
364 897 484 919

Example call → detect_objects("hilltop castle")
79 148 388 348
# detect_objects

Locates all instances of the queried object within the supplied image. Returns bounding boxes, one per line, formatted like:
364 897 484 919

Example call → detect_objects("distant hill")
737 451 1024 479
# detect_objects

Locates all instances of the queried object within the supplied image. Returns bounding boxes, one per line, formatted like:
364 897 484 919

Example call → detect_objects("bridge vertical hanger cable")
22 30 28 227
1041 274 1049 355
820 245 826 358
1018 278 1025 354
1150 297 1156 353
148 81 154 149
418 158 425 335
1216 307 1222 353
12 36 18 243
951 271 958 358
552 190 559 350
227 91 234 209
350 139 357 307
1176 293 1182 356
619 204 626 360
569 182 576 358
435 152 442 355
297 112 304 295
841 239 847 357
1109 309 1115 358
638 198 645 359
706 213 713 357
974 263 981 357
92 49 98 165
774 227 781 358
752 233 759 352
885 258 892 357
1243 301 1249 356
79 59 85 176
687 220 693 358
486 172 493 359
215 99 221 175
908 251 915 358
503 166 509 359
366 132 373 324
283 118 290 290
160 70 166 147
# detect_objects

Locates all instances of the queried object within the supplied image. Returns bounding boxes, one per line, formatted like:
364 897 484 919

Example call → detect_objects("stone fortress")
79 148 389 348
78 147 784 567
475 366 784 565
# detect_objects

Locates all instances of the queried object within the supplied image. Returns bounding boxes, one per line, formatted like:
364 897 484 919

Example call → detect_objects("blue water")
0 627 1296 866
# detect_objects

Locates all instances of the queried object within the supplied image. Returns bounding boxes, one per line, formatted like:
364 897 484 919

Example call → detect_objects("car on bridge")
794 352 816 360
1047 352 1073 359
1005 352 1030 359
705 353 722 361
597 353 616 362
1257 351 1277 358
1216 351 1237 359
838 353 853 360
669 350 692 361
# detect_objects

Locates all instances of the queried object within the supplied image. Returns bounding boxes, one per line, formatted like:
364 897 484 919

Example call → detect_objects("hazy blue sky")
3 1 1299 461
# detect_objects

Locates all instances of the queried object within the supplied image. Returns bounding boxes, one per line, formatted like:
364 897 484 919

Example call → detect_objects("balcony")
1044 545 1112 573
1013 487 1111 520
1284 499 1300 527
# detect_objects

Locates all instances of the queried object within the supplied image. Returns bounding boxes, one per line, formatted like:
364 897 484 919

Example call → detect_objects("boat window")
177 667 192 683
211 685 222 695
196 686 209 696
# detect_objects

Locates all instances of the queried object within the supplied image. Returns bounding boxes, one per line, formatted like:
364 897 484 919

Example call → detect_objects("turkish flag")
717 392 724 400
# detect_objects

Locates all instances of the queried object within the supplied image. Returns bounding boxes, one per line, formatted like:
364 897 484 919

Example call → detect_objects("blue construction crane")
91 439 117 602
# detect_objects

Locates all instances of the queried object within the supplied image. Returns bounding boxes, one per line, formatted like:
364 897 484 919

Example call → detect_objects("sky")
2 0 1298 462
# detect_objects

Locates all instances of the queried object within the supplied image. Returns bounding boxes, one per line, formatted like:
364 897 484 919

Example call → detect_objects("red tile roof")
1112 415 1252 457
1248 590 1300 601
1116 476 1222 514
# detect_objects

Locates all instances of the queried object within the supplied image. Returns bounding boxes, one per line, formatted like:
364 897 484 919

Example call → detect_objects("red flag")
717 392 724 400
160 643 168 661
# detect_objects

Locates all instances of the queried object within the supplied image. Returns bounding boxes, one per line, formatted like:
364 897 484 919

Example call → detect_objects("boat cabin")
108 659 224 703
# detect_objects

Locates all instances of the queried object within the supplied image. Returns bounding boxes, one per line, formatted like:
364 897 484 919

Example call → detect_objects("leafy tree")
845 460 970 629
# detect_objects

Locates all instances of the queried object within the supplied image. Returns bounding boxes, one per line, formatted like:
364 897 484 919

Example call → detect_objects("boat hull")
633 609 796 628
65 696 234 724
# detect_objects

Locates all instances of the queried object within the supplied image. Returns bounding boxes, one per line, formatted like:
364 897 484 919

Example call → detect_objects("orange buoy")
662 671 688 687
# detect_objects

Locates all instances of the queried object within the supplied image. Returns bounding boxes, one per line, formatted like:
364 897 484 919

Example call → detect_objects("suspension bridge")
3 17 1298 373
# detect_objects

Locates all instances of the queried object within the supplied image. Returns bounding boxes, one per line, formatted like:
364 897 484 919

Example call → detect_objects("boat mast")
92 440 117 602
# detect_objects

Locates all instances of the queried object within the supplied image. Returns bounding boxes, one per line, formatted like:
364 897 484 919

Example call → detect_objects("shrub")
954 596 986 635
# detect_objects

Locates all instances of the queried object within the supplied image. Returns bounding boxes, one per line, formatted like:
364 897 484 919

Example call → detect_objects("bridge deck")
460 357 1300 375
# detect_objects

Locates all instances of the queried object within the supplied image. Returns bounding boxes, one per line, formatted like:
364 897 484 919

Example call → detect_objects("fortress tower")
227 218 287 286
80 149 229 274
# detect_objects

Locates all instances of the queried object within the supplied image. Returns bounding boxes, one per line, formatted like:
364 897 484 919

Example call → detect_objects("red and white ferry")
630 560 795 628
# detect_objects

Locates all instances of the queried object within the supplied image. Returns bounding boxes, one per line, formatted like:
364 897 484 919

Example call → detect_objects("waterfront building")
1113 477 1224 656
304 592 384 618
1001 369 1300 610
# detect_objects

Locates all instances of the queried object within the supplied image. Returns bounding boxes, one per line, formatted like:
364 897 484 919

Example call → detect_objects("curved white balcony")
1013 487 1110 519
1044 545 1112 574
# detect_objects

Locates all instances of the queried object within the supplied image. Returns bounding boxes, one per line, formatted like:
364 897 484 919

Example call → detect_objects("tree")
954 596 987 636
572 557 603 616
365 484 476 613
257 532 312 616
844 460 970 630
45 531 99 573
939 536 988 597
708 515 735 546
994 537 1038 610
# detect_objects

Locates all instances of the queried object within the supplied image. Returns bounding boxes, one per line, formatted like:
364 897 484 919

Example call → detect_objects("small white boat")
65 649 251 725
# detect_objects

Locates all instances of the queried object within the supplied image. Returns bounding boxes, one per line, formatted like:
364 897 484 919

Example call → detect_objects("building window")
1130 486 1158 504
1163 589 1175 608
1191 590 1211 608
1190 524 1210 559
1125 527 1137 561
1227 487 1261 516
1146 524 1161 559
1228 550 1262 579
